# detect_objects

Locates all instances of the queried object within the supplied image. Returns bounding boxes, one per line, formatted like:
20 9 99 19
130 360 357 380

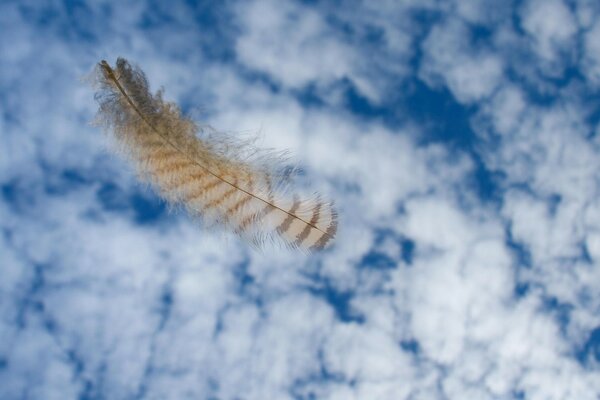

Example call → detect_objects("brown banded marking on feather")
204 176 239 210
255 174 277 218
260 203 277 219
161 170 211 192
144 143 177 162
309 215 338 251
281 213 318 245
238 202 265 232
162 173 214 202
185 176 223 203
138 139 167 151
151 158 196 177
225 176 254 218
237 174 273 232
291 203 337 250
140 148 183 171
235 175 272 233
294 201 322 247
140 140 188 164
276 197 301 235
228 195 253 224
141 146 179 160
152 163 198 190
152 162 195 183
238 212 255 233
192 171 237 209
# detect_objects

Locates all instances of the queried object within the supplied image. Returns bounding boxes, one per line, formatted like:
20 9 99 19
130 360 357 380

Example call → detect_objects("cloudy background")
2 0 600 398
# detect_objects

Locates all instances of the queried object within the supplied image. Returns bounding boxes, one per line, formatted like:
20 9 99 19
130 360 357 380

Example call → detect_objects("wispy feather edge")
93 58 337 252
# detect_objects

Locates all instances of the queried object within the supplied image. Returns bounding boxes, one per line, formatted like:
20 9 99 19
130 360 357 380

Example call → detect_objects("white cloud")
419 18 504 104
233 0 418 105
234 0 355 89
2 1 600 399
480 84 527 136
575 0 600 28
583 19 600 85
452 1 511 24
520 0 578 76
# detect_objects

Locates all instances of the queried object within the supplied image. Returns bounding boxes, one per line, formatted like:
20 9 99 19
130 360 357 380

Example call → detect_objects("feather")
92 58 337 251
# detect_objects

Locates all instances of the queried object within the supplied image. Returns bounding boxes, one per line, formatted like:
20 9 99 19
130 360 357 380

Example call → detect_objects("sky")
1 0 600 399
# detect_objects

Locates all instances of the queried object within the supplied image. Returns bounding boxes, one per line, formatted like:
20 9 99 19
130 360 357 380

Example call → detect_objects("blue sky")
1 0 600 399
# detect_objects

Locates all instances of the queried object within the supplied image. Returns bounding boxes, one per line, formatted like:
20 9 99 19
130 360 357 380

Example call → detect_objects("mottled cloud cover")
1 0 600 399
